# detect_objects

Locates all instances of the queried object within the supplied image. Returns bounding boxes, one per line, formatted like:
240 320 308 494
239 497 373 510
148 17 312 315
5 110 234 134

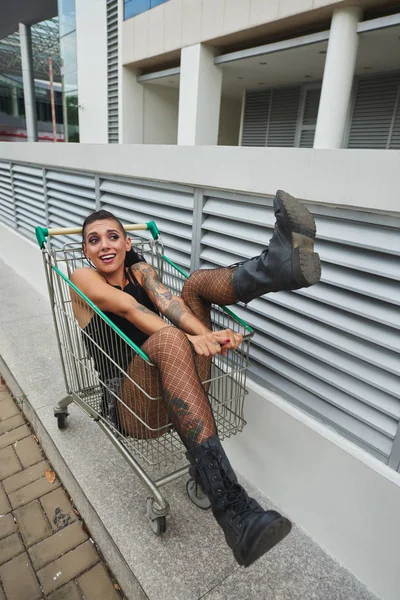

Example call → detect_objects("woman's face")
83 218 131 274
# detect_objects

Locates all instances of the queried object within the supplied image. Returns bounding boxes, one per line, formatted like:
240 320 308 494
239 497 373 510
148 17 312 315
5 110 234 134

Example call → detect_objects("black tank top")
83 267 159 382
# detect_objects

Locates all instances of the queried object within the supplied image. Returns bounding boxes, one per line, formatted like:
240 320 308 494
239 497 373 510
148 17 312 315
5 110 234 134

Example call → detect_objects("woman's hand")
186 329 243 357
218 329 243 355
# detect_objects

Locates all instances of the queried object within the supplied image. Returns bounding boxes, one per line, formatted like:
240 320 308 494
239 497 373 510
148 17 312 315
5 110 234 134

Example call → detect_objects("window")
0 85 12 115
124 0 169 20
58 0 76 37
35 91 63 125
57 0 79 141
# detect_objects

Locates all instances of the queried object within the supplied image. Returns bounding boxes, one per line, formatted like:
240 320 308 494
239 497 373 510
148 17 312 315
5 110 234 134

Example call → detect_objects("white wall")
225 380 400 600
143 86 179 144
122 0 359 65
75 0 108 143
0 223 47 298
218 95 242 146
1 143 399 214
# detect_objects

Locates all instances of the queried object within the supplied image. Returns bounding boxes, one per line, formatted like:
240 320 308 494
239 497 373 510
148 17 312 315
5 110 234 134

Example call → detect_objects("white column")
314 6 363 149
117 0 144 144
178 44 222 146
19 23 38 142
75 0 108 143
119 67 144 143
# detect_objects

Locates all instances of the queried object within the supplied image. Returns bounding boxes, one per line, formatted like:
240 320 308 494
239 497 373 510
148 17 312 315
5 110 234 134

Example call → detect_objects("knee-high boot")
187 435 292 568
232 190 321 304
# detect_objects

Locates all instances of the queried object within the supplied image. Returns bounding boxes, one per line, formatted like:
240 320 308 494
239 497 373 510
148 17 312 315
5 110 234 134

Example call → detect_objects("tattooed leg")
144 327 217 449
163 391 208 448
119 326 217 448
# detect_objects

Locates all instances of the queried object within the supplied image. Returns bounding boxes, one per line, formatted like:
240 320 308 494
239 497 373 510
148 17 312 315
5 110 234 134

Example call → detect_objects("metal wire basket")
36 222 254 533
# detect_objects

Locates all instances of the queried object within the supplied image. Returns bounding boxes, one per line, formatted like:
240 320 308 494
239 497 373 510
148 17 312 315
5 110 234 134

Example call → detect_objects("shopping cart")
35 221 254 534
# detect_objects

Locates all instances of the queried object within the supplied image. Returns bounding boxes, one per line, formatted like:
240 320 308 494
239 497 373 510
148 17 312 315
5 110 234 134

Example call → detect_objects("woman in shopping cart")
71 190 320 569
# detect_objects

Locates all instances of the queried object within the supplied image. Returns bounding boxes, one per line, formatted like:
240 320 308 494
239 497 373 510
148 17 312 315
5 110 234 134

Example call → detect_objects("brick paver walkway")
0 380 124 600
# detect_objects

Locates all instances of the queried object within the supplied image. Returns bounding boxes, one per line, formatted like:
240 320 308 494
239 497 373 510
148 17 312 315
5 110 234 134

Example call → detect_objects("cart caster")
56 413 68 430
186 478 211 510
146 498 167 535
149 515 166 535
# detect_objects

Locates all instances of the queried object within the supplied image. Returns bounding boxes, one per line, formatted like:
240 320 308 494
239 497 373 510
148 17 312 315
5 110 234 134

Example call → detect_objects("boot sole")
238 516 292 568
276 190 321 287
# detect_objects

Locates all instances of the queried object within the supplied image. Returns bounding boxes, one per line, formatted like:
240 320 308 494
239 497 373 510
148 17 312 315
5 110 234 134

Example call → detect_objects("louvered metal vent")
348 72 400 149
0 162 14 228
242 90 271 147
242 86 301 147
12 164 45 240
200 192 400 464
107 0 119 143
1 159 399 470
242 73 400 150
100 179 194 269
390 93 400 149
267 86 300 147
299 88 321 148
46 170 96 248
299 130 315 147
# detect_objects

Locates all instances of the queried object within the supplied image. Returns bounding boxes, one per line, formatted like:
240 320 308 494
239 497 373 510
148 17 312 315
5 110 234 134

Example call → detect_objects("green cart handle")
35 221 160 249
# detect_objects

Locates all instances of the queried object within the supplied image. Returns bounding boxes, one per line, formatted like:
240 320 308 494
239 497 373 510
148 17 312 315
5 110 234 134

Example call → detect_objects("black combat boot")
187 435 292 568
232 190 321 304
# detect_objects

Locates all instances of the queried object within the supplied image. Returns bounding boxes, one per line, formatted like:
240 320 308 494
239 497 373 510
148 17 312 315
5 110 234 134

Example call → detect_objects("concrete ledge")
1 143 400 213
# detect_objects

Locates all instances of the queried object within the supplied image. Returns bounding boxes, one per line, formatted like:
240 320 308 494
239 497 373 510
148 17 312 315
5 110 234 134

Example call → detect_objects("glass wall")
58 0 79 142
0 18 63 142
124 0 169 20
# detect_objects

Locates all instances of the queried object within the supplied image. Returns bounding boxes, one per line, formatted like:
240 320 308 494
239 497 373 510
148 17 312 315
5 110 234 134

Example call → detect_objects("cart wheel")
149 515 166 535
56 413 68 430
146 498 167 536
186 478 211 510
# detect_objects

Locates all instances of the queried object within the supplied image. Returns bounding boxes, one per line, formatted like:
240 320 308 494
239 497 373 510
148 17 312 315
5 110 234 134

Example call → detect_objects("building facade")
0 2 400 598
107 0 400 149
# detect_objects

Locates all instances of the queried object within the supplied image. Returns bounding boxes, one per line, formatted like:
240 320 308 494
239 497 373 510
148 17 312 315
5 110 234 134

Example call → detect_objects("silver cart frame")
36 222 254 534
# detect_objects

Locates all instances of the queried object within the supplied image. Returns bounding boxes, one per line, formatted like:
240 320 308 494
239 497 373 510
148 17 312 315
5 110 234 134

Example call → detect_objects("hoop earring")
83 253 95 269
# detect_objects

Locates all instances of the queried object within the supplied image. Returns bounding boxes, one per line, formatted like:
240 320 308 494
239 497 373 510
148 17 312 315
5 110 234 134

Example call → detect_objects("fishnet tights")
181 267 237 387
117 266 238 450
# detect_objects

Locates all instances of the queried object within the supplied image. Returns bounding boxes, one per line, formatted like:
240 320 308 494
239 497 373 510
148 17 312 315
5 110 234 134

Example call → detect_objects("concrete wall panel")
1 144 398 214
143 86 179 144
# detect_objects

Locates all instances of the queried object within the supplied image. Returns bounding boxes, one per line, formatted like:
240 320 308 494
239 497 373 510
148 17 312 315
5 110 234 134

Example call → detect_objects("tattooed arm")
132 263 210 335
71 267 169 336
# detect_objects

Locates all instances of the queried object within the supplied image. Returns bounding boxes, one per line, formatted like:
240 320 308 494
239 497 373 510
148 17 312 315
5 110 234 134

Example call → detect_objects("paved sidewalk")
0 379 123 600
0 258 381 600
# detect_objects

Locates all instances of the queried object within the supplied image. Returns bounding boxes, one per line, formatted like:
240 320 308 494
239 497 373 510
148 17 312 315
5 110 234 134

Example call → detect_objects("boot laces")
206 451 263 524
